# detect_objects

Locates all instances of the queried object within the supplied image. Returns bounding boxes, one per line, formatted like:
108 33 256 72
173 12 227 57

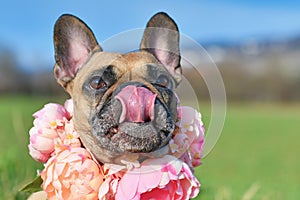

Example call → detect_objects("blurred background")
0 0 299 199
1 0 300 101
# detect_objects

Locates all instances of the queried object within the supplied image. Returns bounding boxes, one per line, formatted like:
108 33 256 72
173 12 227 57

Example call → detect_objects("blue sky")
1 0 300 71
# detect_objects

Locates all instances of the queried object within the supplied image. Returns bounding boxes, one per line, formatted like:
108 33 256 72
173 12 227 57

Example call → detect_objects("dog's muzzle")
90 82 175 154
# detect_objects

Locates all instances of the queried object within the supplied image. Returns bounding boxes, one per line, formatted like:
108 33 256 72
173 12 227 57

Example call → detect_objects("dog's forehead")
122 51 160 69
78 51 161 76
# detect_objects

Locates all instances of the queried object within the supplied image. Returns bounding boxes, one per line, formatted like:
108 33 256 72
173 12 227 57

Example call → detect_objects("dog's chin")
106 121 169 153
90 98 175 154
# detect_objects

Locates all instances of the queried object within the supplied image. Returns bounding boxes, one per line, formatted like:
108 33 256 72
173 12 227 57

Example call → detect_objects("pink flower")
41 147 103 200
28 142 51 163
28 98 204 199
98 164 125 200
114 155 200 200
54 119 81 151
28 101 80 163
170 130 190 157
33 103 70 128
170 106 205 167
28 126 58 162
64 99 74 117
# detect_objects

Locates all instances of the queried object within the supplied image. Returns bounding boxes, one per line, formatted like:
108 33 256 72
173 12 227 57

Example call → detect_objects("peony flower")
27 99 203 199
114 155 200 200
179 151 193 172
41 147 103 200
171 106 205 167
64 99 74 117
54 119 81 152
33 103 70 129
28 101 80 163
28 141 51 163
171 129 190 157
28 126 58 162
98 164 125 200
190 135 204 167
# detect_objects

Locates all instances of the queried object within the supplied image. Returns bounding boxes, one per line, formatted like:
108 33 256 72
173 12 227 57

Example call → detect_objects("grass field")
0 95 299 199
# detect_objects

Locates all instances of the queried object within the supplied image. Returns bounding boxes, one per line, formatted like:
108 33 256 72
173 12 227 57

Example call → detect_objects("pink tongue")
115 85 157 123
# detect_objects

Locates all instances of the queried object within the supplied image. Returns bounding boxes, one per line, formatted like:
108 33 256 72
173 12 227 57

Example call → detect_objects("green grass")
196 103 300 200
0 96 299 199
0 95 66 199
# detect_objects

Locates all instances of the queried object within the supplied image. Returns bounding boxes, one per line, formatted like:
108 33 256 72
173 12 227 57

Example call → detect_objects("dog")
53 12 182 164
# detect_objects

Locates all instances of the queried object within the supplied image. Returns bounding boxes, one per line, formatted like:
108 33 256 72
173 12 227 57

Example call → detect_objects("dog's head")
53 12 182 163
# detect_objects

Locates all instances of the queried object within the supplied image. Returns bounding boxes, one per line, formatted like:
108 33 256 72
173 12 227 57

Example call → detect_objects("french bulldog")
53 12 182 164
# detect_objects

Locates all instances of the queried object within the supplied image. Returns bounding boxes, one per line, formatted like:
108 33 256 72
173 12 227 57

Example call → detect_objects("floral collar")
27 99 205 199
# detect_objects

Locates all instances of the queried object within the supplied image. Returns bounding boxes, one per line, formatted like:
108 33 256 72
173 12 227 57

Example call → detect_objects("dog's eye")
156 74 170 88
89 76 107 90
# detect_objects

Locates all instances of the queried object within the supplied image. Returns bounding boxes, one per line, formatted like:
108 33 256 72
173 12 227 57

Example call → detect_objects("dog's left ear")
140 12 182 85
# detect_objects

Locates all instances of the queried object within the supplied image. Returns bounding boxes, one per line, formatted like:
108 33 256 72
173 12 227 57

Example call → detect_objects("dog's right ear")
53 14 101 89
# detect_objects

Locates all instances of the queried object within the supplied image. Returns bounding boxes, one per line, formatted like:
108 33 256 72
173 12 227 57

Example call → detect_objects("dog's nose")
114 85 157 123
